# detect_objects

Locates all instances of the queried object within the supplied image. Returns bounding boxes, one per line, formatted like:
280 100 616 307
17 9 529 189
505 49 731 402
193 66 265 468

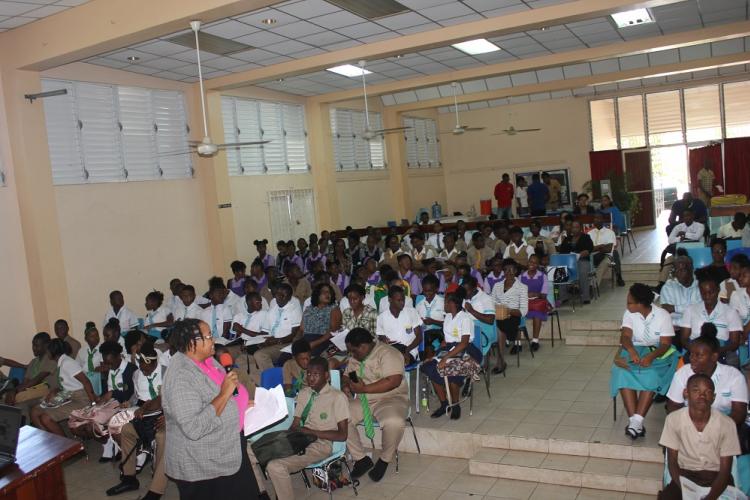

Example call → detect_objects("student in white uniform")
415 275 445 351
678 277 742 364
717 212 746 239
376 272 415 313
75 322 103 373
375 286 423 365
659 256 701 327
232 292 268 342
609 284 678 439
172 285 204 321
462 275 497 368
200 285 233 340
426 222 446 254
232 280 270 316
666 324 748 427
719 253 748 302
143 290 173 341
103 290 138 331
167 278 184 317
728 261 750 367
255 284 302 372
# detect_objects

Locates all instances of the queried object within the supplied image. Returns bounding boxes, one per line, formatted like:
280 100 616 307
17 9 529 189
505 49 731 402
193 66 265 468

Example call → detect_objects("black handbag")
250 430 317 469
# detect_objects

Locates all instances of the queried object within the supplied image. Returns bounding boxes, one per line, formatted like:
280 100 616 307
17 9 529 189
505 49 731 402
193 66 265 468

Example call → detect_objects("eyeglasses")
194 334 214 342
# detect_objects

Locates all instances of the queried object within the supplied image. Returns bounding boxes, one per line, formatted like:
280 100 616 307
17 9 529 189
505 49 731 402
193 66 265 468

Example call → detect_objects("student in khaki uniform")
54 319 82 358
282 339 311 397
467 233 496 273
265 357 349 500
1 332 57 418
285 264 312 305
344 328 408 483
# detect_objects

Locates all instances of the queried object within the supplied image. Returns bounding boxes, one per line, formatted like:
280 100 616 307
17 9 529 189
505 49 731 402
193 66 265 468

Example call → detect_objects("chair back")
330 369 341 390
248 397 295 443
473 320 496 357
726 247 750 264
86 371 103 396
685 247 712 269
259 367 284 389
726 239 742 251
676 241 705 251
8 367 26 384
549 253 578 281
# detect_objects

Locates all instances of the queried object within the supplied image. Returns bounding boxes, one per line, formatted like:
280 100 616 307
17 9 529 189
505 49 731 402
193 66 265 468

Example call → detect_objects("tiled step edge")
565 334 620 346
468 458 661 495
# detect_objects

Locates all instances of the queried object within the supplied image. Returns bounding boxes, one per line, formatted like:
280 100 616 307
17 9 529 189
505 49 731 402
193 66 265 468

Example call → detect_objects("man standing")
696 161 716 206
542 172 561 211
493 173 514 220
527 173 549 217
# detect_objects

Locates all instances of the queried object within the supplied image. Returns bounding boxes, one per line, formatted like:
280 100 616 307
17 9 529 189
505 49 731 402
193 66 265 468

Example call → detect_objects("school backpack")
250 430 317 469
546 266 569 284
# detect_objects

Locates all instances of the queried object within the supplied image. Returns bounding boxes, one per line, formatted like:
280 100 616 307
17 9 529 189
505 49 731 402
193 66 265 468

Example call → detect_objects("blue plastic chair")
474 319 496 402
247 396 295 443
8 367 26 384
329 369 340 390
86 371 102 396
549 253 580 311
727 239 743 251
675 241 705 252
259 367 284 390
685 247 712 269
725 247 750 264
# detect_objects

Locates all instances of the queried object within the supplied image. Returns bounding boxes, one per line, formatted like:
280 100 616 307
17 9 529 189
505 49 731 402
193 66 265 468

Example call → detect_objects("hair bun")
85 321 96 329
106 317 120 327
699 322 718 340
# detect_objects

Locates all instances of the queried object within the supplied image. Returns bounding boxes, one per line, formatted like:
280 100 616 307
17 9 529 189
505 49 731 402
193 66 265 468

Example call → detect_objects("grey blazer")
162 352 241 482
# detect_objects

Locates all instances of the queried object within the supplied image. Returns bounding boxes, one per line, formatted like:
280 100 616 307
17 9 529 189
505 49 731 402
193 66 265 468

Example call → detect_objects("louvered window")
723 81 750 139
403 116 441 168
684 85 721 143
647 91 683 146
589 98 618 151
220 96 308 175
41 79 192 185
330 108 386 171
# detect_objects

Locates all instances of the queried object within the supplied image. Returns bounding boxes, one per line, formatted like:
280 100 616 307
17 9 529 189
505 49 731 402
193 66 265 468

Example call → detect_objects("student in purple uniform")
275 240 290 273
398 254 422 298
253 239 275 270
331 238 352 276
328 260 350 294
227 260 247 297
296 237 310 263
305 241 327 276
483 257 505 294
249 259 269 290
520 254 550 351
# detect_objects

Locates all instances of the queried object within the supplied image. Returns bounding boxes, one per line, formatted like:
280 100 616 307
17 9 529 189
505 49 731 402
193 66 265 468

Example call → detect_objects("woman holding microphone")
162 318 260 498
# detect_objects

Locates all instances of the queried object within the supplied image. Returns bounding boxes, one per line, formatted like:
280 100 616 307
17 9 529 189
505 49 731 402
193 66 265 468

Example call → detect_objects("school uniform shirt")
56 354 84 392
410 246 435 264
503 242 534 265
668 221 706 244
729 287 750 325
289 279 312 305
105 358 136 403
490 238 508 256
515 186 528 209
200 303 233 339
376 307 423 358
158 350 172 370
62 336 82 359
483 271 505 294
659 279 702 325
263 299 303 339
401 270 422 296
294 384 350 443
659 408 741 473
443 310 475 344
103 306 138 331
222 291 243 315
526 235 556 257
426 233 446 253
464 289 495 320
621 306 674 346
172 301 204 321
719 278 739 301
377 295 414 313
133 368 162 403
437 248 460 263
232 309 268 338
144 305 171 333
717 222 743 239
25 355 57 386
169 295 183 316
345 342 408 403
677 301 743 341
588 227 616 253
282 358 306 388
75 344 103 373
491 280 529 317
666 363 749 416
232 295 269 317
467 246 496 271
415 295 445 333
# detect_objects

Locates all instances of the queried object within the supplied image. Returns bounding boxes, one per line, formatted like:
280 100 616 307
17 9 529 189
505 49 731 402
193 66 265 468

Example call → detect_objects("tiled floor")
621 212 669 265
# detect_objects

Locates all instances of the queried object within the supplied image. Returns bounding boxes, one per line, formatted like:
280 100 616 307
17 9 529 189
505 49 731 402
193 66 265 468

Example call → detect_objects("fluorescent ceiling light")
452 38 500 55
326 64 372 77
611 8 654 28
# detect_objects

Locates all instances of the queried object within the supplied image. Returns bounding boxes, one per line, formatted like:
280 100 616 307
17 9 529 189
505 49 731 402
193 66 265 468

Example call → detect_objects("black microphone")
218 353 239 396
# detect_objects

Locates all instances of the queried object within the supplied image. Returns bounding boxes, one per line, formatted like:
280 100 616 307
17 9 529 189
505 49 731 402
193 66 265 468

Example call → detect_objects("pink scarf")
192 357 249 432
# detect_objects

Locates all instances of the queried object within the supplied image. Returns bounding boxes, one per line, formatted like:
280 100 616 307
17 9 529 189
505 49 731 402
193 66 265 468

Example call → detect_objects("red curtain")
589 149 623 181
724 137 750 196
688 144 723 196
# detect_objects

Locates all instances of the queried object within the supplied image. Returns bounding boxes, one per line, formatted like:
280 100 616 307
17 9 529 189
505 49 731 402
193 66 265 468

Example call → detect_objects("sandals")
625 425 646 440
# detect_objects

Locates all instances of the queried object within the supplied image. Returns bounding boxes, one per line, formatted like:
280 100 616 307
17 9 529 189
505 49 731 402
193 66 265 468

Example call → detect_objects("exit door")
623 150 656 228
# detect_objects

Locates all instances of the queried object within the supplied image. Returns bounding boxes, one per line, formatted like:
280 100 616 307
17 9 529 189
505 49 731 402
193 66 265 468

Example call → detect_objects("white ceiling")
0 0 88 32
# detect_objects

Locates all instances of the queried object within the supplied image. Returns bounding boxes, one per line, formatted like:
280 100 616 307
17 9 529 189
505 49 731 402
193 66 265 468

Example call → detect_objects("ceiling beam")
0 0 278 71
205 0 685 90
310 20 750 104
390 52 750 113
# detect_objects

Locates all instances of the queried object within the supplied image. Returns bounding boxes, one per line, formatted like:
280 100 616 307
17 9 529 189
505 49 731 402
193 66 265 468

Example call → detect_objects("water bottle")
421 387 428 410
431 201 442 220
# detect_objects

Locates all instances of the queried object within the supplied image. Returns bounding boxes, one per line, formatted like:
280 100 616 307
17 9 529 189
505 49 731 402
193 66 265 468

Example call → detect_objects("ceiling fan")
164 21 269 158
358 60 411 141
492 125 542 136
440 82 486 135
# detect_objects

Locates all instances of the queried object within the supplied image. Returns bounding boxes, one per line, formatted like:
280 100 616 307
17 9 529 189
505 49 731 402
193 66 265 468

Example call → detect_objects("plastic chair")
545 284 562 347
247 397 295 443
405 331 426 415
685 247 712 269
726 239 743 251
675 241 705 252
259 367 284 389
622 212 637 251
515 317 534 367
329 369 340 390
549 253 580 311
474 319 496 409
8 367 26 384
86 371 102 396
300 439 359 499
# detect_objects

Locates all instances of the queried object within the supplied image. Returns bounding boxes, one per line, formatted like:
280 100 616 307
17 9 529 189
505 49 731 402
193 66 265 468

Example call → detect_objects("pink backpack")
68 399 121 437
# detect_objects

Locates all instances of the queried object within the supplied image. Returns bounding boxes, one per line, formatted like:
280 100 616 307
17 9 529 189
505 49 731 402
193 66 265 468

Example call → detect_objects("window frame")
403 115 442 169
330 107 387 171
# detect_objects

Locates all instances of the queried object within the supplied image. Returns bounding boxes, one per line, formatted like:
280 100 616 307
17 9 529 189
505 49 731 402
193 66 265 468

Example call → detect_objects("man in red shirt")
494 173 514 220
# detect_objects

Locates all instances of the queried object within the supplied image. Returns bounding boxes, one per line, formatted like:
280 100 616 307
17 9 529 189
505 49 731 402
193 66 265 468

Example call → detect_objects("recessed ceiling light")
326 64 372 78
261 18 277 25
276 78 285 83
126 56 140 62
611 8 654 28
451 38 500 55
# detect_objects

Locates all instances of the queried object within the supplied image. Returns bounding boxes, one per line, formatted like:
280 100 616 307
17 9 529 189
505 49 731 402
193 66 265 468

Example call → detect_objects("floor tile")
411 469 460 490
500 450 546 468
485 478 539 499
583 457 632 476
540 453 588 472
627 460 663 479
577 487 625 499
393 485 444 500
550 425 595 442
523 410 566 426
511 422 556 438
529 483 580 500
447 473 498 495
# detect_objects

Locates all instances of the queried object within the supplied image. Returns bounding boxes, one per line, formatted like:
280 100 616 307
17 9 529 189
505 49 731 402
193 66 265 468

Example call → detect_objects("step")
564 319 620 331
565 331 619 346
469 448 662 495
621 263 661 272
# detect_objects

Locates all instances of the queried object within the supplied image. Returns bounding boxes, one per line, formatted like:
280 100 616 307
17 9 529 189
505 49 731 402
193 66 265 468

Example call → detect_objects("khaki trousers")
266 440 332 500
254 343 291 372
346 395 407 464
594 255 612 285
121 422 167 494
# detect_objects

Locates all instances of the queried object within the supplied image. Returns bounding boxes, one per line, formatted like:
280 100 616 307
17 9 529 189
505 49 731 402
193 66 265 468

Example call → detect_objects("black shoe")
582 300 591 305
106 477 140 496
368 459 388 482
351 456 374 479
99 456 113 463
257 493 271 500
450 405 461 420
509 345 519 355
431 402 448 418
492 362 507 375
461 379 472 397
139 492 162 500
654 394 667 403
617 277 626 287
531 342 540 352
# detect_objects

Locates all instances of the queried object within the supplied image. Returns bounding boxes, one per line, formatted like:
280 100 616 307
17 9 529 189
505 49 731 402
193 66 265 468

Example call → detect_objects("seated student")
573 193 595 215
288 240 305 272
526 220 556 259
341 284 378 336
697 238 730 286
461 276 499 370
354 234 382 268
557 220 594 304
520 254 550 351
661 208 705 272
666 192 708 237
483 257 505 294
1 332 57 416
488 223 509 256
467 232 495 273
454 223 470 253
75 322 103 375
99 340 137 405
729 262 750 367
380 234 405 270
503 226 534 268
106 343 166 500
240 279 270 313
296 237 310 264
167 278 184 317
104 290 138 332
249 258 271 298
717 212 746 239
171 284 203 321
588 213 626 287
437 264 457 294
344 328 408 482
658 374 742 500
253 238 275 271
491 259 529 356
599 195 626 235
409 232 435 270
143 291 173 340
426 222 445 253
54 319 82 359
436 232 460 264
423 288 482 421
265 357 349 500
375 286 423 365
610 284 678 439
200 281 233 339
284 263 312 305
30 339 97 437
721 253 749 302
548 211 572 243
415 275 445 350
327 260 349 297
666 324 749 427
281 339 311 397
102 317 127 352
232 292 268 343
456 254 486 290
298 283 342 357
678 277 743 365
660 256 702 328
124 329 147 366
376 270 415 312
227 260 248 298
255 284 302 372
397 254 422 298
304 241 327 276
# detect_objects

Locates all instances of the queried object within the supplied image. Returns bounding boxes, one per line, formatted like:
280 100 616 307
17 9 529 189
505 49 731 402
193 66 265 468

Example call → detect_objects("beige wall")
408 170 447 217
337 171 395 227
439 96 591 214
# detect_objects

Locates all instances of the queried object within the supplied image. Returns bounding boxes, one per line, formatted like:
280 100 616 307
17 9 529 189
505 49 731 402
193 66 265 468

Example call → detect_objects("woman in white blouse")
491 259 528 357
610 283 678 440
728 262 750 367
422 289 482 421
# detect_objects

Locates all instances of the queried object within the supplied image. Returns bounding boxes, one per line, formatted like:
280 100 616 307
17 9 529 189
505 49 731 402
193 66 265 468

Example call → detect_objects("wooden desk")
0 426 83 500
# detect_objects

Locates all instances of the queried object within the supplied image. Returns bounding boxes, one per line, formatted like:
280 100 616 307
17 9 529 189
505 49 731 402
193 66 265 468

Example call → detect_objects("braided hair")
168 318 203 354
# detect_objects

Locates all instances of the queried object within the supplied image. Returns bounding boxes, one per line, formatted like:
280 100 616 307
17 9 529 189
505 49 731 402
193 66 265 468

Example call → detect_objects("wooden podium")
0 426 83 500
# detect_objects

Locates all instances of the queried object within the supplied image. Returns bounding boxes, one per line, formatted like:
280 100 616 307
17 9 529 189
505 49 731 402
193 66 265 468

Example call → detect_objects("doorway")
268 189 317 243
650 145 690 222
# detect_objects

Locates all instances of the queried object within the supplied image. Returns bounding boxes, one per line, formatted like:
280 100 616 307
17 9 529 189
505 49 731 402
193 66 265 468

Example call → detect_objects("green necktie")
110 368 121 391
87 348 96 373
293 369 305 394
146 374 158 400
299 390 317 426
56 366 64 390
358 356 375 440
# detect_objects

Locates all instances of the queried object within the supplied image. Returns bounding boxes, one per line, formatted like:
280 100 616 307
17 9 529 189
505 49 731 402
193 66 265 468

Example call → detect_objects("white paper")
280 344 293 354
329 329 349 352
680 476 748 500
244 385 289 436
240 333 269 346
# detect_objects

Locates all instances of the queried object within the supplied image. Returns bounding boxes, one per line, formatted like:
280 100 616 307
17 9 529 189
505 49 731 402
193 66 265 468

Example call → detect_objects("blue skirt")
423 342 482 385
609 345 678 397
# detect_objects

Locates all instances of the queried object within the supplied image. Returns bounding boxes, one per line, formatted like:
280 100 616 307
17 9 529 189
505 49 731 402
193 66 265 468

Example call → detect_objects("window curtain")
589 149 623 181
688 143 723 196
724 137 750 196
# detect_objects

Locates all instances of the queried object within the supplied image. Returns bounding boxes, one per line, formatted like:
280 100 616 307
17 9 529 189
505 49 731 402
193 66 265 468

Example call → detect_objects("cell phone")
348 371 359 383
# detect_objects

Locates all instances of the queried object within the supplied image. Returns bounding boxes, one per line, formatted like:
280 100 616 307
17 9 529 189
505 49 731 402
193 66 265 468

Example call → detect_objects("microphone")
218 353 239 396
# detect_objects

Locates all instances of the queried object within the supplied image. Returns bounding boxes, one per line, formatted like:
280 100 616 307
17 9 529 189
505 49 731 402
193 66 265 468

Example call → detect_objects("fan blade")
463 126 486 132
157 149 197 157
370 126 412 134
216 140 270 148
515 128 541 133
